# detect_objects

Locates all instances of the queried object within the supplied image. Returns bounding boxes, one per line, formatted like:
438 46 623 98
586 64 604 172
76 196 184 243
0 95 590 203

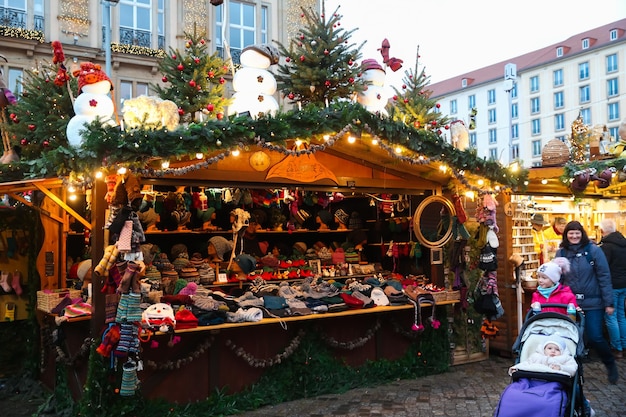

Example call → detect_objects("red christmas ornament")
216 113 224 120
42 140 49 147
437 129 442 135
348 60 353 66
285 57 291 63
402 84 407 89
28 124 36 131
300 55 305 62
189 80 196 87
348 77 354 83
445 125 450 130
206 103 215 112
324 49 329 55
436 103 441 108
177 63 184 71
414 121 420 128
393 95 398 101
9 113 16 120
403 99 409 104
288 92 295 100
200 39 205 44
325 80 331 87
20 139 27 146
171 54 177 60
162 76 168 83
178 108 184 115
207 70 215 78
219 77 225 84
194 58 200 64
300 34 304 40
431 121 437 126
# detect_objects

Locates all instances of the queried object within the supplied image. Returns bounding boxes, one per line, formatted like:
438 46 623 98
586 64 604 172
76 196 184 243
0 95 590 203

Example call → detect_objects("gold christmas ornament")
249 151 271 171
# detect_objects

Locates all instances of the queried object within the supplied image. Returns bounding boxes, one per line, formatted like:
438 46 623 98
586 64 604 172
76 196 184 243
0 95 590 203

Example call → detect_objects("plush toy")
122 95 180 131
228 44 280 118
141 302 176 331
609 118 626 157
66 62 117 146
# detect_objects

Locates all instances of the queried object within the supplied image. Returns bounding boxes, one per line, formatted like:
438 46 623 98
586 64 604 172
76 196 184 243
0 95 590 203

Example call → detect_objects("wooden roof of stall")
525 166 626 197
142 136 453 194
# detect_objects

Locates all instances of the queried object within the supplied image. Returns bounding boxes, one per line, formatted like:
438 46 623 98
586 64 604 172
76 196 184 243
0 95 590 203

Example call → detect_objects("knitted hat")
74 62 112 93
334 209 349 225
537 257 570 284
242 44 280 65
174 308 198 330
542 338 565 353
76 259 92 281
293 241 307 255
208 236 234 261
179 267 200 283
234 254 257 275
294 209 311 225
171 243 189 261
144 265 161 282
370 287 390 306
361 58 385 73
197 207 216 222
316 210 333 225
189 253 205 268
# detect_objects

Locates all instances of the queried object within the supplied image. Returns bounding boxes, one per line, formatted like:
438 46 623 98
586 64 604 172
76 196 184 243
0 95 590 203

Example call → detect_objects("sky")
325 0 626 88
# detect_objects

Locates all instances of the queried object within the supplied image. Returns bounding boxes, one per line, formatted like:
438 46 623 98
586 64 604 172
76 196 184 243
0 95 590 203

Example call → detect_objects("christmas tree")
569 113 591 163
275 5 365 107
1 58 78 173
152 27 231 123
389 46 449 133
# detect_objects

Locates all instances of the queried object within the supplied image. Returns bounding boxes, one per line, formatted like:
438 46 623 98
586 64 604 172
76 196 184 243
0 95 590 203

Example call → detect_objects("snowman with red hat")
66 62 117 147
357 58 391 115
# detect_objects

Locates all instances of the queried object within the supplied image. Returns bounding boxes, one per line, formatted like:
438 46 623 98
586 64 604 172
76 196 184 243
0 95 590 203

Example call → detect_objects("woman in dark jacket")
557 221 618 384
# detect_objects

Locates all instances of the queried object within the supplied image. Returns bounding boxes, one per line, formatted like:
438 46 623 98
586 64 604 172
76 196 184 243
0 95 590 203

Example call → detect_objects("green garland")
3 101 527 189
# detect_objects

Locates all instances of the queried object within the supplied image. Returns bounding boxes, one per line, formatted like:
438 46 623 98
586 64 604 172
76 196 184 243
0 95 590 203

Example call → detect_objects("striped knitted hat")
74 62 112 93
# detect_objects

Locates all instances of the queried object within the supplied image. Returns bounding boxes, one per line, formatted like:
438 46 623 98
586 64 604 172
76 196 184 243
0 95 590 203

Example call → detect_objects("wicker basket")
37 289 81 313
446 290 461 301
428 291 448 303
541 139 570 167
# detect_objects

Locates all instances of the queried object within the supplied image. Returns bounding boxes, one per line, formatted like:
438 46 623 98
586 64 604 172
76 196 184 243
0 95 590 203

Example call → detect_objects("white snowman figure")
228 44 280 119
66 62 117 147
358 58 391 115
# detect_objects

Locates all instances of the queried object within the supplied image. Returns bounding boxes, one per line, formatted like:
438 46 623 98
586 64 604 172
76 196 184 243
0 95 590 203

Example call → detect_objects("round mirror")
413 195 456 248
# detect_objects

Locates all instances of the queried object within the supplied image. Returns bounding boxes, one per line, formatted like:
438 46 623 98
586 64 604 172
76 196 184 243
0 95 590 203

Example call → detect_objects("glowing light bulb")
347 135 356 144
196 153 204 159
161 161 170 169
232 149 240 157
117 167 127 175
395 146 402 154
541 179 548 185
371 138 378 145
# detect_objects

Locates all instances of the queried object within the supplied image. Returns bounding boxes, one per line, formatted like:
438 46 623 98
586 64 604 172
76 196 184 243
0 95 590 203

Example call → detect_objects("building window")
489 147 498 160
580 108 591 125
119 81 150 104
462 78 468 88
556 47 563 57
610 29 618 41
530 76 539 93
579 85 590 104
488 108 496 124
510 83 518 99
511 102 518 119
555 113 565 131
532 139 542 157
582 38 589 49
511 144 519 159
8 68 23 97
488 128 497 144
487 89 496 105
610 126 619 140
579 62 590 80
531 119 541 135
215 1 266 64
511 123 519 140
554 91 564 109
468 94 475 110
449 99 457 115
469 132 477 148
553 69 563 87
608 102 620 121
606 53 618 73
116 0 163 49
607 78 619 97
530 97 540 114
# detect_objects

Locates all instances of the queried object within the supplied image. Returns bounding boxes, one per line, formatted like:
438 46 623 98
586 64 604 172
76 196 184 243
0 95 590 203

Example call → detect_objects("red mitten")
96 324 120 358
453 194 467 224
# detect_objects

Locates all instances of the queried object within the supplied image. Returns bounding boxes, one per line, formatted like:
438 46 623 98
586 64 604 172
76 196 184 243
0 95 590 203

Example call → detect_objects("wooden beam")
33 183 92 230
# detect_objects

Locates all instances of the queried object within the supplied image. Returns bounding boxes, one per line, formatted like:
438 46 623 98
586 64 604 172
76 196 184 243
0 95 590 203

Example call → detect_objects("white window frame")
531 119 541 135
607 78 619 98
532 139 542 157
606 53 618 73
554 91 564 109
579 62 590 80
487 89 496 105
530 76 539 93
488 108 496 124
555 113 565 131
556 47 563 57
579 85 590 104
608 102 620 122
530 97 540 114
553 69 563 87
488 128 497 144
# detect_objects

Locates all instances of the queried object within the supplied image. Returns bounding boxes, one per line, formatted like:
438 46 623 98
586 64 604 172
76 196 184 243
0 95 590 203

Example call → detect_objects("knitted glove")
96 324 120 358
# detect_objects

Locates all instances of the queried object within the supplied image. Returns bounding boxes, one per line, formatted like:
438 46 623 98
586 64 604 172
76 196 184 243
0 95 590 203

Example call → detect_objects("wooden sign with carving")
266 152 338 184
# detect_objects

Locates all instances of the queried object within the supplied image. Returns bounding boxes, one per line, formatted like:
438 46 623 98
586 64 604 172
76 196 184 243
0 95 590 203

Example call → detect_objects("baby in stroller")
494 257 594 417
509 337 577 377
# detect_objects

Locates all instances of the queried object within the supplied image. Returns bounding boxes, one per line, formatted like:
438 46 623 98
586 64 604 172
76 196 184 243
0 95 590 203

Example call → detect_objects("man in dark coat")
599 218 626 359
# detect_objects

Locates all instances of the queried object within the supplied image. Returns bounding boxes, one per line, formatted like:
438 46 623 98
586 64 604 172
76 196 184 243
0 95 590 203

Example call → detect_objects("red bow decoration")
378 38 403 72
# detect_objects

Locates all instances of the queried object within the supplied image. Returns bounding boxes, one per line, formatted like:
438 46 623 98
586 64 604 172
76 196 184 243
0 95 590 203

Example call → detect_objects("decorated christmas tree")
1 44 78 174
275 5 365 106
152 27 231 123
389 46 449 132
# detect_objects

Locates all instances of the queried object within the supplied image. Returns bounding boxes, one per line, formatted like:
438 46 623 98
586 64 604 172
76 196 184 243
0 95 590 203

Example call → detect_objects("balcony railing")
119 27 151 48
0 7 26 28
217 46 241 65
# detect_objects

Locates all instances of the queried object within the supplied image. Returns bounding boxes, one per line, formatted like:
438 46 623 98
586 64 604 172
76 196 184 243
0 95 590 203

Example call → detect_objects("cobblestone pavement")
233 353 626 417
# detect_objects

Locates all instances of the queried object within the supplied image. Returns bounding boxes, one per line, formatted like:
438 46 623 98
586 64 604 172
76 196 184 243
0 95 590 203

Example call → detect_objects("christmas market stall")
0 7 530 415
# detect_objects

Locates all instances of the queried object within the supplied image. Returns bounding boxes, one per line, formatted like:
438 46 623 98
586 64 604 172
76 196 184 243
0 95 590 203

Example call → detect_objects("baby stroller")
494 303 589 417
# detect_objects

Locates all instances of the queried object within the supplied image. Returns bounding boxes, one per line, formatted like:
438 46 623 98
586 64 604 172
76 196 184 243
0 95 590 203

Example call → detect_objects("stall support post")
90 178 107 338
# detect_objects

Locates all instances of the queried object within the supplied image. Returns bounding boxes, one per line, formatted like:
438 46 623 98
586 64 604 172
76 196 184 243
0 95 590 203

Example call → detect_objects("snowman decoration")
228 44 280 119
357 58 391 115
66 62 117 147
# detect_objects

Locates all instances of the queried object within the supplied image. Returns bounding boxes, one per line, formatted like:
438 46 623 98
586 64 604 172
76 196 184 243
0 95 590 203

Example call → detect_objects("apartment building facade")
430 19 626 168
0 0 319 112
